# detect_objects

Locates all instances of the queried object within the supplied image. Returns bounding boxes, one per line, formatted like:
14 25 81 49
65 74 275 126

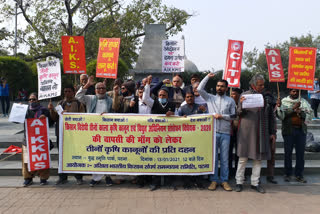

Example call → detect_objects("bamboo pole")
277 82 280 99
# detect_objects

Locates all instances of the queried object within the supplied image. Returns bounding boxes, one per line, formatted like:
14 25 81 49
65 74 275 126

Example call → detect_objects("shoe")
312 117 318 120
235 184 243 192
284 175 291 182
295 176 307 183
195 182 205 189
267 176 278 184
55 178 68 185
23 179 33 187
221 182 232 191
76 179 83 185
105 177 113 187
171 184 178 191
207 181 217 191
251 185 265 194
40 179 48 185
89 179 100 187
150 184 158 191
183 182 193 189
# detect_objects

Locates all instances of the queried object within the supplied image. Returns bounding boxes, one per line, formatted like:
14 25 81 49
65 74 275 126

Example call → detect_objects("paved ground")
0 182 320 214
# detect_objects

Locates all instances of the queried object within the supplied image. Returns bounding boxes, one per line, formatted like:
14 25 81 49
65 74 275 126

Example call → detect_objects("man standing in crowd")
77 74 95 95
228 88 242 178
178 90 207 189
151 74 185 109
183 74 201 94
48 85 86 185
264 89 278 184
198 73 236 192
308 77 320 120
235 74 276 194
276 89 313 183
143 79 176 191
76 76 117 187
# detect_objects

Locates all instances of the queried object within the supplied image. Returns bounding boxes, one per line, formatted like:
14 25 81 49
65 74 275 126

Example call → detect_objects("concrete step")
1 160 320 176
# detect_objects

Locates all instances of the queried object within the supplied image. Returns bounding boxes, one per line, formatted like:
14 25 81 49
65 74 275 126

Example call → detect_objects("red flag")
25 118 51 171
265 49 285 82
223 40 244 88
3 145 22 154
61 36 87 74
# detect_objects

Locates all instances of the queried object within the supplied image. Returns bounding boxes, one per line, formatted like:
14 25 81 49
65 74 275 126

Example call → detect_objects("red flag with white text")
223 40 244 88
265 49 285 82
25 118 51 172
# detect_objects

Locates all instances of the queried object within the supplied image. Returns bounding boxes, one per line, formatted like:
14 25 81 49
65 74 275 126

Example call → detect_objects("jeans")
0 96 10 115
209 133 230 183
228 134 239 176
311 98 320 117
283 128 306 177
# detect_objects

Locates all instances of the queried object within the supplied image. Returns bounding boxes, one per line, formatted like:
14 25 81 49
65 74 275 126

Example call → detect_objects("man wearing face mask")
198 73 236 192
22 93 54 187
76 76 118 187
308 77 320 120
151 74 185 109
142 82 175 191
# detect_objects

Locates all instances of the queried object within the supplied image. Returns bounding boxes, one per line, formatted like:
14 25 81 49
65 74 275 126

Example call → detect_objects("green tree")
0 0 191 66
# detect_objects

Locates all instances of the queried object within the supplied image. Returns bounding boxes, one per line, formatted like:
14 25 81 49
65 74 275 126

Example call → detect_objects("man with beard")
76 76 117 187
276 89 313 183
198 73 236 192
178 91 207 189
48 85 86 185
235 74 276 194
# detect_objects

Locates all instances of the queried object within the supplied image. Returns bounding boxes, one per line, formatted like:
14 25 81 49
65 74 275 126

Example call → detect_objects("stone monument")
130 24 199 82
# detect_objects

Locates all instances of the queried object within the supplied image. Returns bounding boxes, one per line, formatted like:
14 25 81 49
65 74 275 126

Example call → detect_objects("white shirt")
95 99 108 113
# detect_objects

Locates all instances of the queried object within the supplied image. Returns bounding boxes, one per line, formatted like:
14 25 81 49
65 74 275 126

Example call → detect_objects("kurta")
236 89 276 160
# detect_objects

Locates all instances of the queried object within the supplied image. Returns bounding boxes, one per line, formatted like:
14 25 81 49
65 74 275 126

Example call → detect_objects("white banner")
162 40 184 73
37 59 61 100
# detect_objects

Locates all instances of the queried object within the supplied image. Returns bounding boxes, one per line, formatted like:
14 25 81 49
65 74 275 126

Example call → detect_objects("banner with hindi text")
37 59 61 100
287 47 317 90
96 38 120 79
59 114 215 175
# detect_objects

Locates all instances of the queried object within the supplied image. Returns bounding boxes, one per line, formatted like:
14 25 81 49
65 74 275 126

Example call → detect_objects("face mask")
315 81 318 84
29 102 39 110
158 98 167 104
122 91 129 97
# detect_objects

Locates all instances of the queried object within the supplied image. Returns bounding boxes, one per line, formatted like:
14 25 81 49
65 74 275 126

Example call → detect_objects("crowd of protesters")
19 73 313 193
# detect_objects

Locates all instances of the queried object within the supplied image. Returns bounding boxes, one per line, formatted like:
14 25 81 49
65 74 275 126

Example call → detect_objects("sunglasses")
96 87 106 90
29 98 37 101
121 87 126 90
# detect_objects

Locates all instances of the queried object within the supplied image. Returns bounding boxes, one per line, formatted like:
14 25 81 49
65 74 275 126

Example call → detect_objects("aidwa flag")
223 40 244 88
265 49 285 82
25 118 51 171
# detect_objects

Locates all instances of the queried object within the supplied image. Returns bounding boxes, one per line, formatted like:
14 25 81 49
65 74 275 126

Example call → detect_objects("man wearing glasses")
76 75 118 187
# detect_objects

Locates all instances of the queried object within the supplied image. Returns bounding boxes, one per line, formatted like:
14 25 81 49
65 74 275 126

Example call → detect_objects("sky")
162 0 320 71
3 0 320 72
